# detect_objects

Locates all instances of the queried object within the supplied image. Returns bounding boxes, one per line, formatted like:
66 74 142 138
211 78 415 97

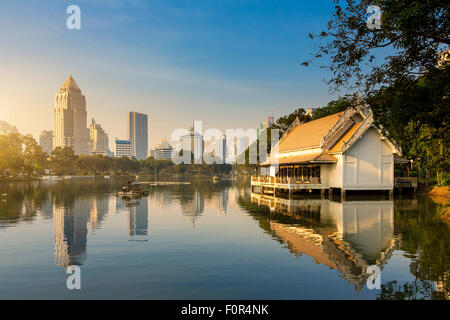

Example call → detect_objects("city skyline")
0 0 346 148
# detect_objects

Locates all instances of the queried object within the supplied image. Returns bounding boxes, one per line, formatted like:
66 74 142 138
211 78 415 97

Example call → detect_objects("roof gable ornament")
320 135 325 148
352 93 370 118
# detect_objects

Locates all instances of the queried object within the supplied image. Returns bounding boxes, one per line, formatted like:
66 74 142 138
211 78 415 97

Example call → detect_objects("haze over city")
0 0 343 149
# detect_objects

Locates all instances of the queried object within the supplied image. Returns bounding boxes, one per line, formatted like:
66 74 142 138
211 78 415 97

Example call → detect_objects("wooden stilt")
389 189 394 200
341 189 346 201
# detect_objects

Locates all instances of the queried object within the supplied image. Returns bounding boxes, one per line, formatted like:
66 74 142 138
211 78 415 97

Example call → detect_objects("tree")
367 65 449 184
303 0 449 92
0 133 23 176
50 147 77 176
311 96 352 120
304 0 449 185
271 108 311 135
22 134 48 176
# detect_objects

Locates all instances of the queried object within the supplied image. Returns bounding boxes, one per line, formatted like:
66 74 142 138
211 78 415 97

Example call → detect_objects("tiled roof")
278 112 344 152
328 122 362 153
261 152 337 166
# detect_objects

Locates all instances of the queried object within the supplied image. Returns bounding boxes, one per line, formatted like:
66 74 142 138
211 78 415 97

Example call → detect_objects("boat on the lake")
115 181 149 197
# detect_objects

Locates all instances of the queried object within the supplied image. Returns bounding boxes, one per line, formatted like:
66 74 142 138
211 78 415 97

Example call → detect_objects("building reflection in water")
125 197 148 238
180 190 204 228
53 198 91 267
250 193 396 291
89 196 109 231
217 188 229 215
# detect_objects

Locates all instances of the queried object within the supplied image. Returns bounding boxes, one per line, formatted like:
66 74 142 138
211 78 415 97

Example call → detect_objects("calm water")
0 177 448 300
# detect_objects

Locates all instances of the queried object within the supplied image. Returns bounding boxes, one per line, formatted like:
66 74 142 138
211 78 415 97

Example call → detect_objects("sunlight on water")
0 177 448 299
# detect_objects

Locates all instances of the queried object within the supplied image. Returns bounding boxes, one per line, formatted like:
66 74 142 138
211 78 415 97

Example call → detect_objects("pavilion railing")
252 176 321 184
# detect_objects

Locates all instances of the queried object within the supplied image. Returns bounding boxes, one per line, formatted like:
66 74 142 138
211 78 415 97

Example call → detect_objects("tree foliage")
303 0 449 184
0 133 46 176
303 0 449 91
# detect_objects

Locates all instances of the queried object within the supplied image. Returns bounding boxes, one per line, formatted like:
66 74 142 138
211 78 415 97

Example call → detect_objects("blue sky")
0 0 350 148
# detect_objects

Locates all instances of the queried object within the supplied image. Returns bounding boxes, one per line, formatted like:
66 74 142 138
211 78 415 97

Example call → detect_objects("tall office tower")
39 130 54 154
127 112 148 160
89 118 110 156
181 125 204 163
54 75 90 155
215 135 227 163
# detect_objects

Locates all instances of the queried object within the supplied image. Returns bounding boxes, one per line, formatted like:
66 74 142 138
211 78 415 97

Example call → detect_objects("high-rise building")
181 126 203 163
115 139 132 158
54 75 90 155
89 119 110 156
127 112 148 160
39 130 53 154
0 121 18 135
215 135 227 164
153 139 173 160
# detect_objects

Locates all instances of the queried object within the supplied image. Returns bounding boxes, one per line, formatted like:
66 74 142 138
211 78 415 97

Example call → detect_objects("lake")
0 177 448 299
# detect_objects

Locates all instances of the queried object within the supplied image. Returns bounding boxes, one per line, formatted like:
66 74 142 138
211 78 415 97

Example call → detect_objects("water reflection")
0 179 234 266
181 190 205 228
126 198 148 238
0 179 448 299
54 199 90 267
248 194 396 291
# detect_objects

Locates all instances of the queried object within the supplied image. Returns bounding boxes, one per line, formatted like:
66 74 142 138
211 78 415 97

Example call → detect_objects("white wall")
342 128 394 190
330 155 343 188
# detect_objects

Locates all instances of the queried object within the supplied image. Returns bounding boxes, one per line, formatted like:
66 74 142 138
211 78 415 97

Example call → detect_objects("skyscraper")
54 75 90 155
89 118 110 156
127 112 148 160
39 130 53 154
215 135 227 164
181 125 204 163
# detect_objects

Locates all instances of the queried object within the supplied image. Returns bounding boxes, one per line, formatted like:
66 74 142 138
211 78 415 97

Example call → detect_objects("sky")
0 0 351 149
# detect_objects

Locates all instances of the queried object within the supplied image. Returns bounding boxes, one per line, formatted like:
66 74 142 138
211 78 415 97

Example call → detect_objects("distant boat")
104 175 111 179
42 176 63 181
115 181 149 198
1 193 7 197
213 176 220 182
